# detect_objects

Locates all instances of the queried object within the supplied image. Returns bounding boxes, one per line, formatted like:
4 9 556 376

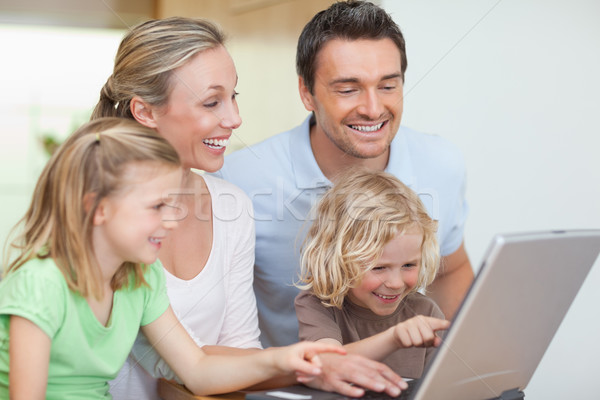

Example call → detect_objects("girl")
0 118 342 399
296 168 450 380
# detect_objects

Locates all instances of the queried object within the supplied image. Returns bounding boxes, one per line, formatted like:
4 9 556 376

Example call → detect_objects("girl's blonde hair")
3 117 181 299
91 17 225 120
299 168 439 308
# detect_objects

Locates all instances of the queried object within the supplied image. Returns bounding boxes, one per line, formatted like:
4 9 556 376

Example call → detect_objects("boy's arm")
9 315 51 400
341 316 449 361
302 316 447 396
296 291 447 359
296 291 406 397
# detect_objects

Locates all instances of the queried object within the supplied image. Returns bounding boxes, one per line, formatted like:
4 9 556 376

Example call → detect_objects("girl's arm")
9 315 51 400
334 316 450 362
201 346 302 391
141 306 344 395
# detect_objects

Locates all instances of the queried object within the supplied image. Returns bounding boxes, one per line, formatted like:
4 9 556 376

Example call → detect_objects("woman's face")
151 46 242 171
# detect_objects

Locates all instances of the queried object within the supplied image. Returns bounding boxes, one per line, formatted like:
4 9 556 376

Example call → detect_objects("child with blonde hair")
296 168 449 380
0 118 342 399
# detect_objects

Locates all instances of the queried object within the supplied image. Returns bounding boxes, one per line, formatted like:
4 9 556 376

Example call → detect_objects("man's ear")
130 96 159 129
298 76 315 112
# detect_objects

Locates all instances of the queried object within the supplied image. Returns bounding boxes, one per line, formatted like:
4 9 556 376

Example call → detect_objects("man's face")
300 38 404 160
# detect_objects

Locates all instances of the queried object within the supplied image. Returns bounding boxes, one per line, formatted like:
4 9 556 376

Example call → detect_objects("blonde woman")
0 118 342 399
296 168 450 380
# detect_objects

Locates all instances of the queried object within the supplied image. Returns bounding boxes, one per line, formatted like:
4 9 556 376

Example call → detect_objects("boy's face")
348 230 422 316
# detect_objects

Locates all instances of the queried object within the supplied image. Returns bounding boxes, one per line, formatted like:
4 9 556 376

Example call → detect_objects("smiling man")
216 0 472 396
302 37 403 177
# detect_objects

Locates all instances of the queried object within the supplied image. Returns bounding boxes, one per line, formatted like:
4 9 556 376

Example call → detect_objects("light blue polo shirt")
216 115 468 347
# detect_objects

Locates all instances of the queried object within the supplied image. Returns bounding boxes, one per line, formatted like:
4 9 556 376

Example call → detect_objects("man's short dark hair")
296 0 407 94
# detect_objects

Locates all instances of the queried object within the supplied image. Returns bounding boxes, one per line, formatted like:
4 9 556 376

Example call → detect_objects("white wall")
381 0 600 398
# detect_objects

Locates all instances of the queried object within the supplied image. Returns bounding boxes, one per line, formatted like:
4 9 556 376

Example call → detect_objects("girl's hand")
393 316 450 348
274 341 346 382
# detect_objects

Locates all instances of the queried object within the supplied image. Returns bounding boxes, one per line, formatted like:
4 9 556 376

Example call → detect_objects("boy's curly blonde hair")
298 168 439 308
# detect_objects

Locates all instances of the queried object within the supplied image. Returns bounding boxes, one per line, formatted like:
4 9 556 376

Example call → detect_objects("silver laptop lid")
414 230 600 400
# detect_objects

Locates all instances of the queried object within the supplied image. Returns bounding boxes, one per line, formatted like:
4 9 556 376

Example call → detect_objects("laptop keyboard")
359 380 417 400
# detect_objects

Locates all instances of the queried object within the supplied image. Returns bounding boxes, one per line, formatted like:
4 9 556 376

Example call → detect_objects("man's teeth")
350 123 384 132
203 138 229 148
149 237 161 244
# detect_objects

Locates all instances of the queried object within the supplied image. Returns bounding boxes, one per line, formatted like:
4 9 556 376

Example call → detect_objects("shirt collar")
289 115 415 189
290 115 331 189
385 126 415 188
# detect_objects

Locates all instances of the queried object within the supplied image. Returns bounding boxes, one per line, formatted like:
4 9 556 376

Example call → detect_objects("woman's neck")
158 169 213 280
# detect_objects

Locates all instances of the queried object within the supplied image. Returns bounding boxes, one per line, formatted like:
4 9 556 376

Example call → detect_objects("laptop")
246 230 600 400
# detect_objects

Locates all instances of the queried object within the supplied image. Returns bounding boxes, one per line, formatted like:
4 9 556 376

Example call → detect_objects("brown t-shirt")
295 290 445 379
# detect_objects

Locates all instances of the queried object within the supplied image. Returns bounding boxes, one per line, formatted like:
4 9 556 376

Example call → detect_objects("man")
217 0 473 395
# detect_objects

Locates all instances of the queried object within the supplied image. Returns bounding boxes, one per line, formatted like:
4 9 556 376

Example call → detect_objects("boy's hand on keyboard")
393 316 450 348
301 353 407 398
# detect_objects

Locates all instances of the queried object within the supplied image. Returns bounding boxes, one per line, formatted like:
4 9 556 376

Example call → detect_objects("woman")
91 17 261 399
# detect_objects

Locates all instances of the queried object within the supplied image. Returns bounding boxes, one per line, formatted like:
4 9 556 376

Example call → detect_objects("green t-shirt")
0 257 170 399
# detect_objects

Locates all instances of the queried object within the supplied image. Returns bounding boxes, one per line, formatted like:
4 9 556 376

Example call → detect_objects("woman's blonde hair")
298 168 439 308
3 117 181 299
91 16 225 120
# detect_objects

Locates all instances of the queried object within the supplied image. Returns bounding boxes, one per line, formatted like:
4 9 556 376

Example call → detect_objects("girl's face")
150 45 242 172
347 230 423 316
92 163 182 269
